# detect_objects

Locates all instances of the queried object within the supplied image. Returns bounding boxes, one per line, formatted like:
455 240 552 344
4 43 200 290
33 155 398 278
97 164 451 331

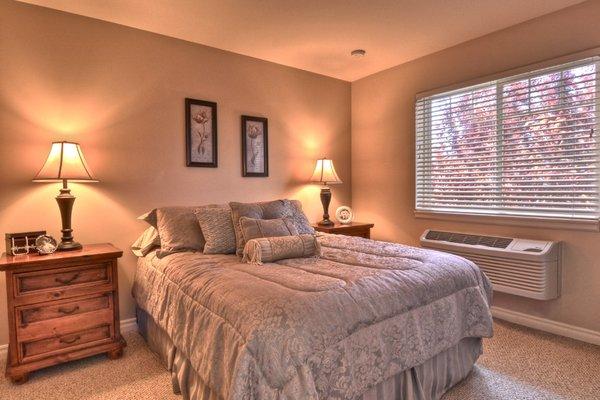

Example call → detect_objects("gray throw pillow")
229 200 291 255
288 200 315 235
242 234 319 264
195 205 236 254
155 206 205 258
239 216 299 244
229 199 314 255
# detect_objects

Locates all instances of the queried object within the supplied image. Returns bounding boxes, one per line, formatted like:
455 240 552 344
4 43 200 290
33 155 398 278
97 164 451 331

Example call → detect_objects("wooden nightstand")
313 222 374 239
0 243 126 384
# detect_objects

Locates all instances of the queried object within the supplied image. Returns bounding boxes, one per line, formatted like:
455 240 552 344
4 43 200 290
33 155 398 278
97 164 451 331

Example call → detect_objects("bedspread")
132 234 493 400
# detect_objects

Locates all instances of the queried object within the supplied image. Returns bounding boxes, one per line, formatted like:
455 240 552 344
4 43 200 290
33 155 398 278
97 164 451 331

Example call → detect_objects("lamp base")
57 240 82 251
56 181 82 252
318 186 334 227
317 219 334 227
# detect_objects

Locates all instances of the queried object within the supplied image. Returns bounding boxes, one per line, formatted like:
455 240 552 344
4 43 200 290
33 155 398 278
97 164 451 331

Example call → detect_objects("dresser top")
0 243 123 271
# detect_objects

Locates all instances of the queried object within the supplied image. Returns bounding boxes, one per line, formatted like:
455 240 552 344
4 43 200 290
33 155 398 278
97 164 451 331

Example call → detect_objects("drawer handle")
58 305 80 315
55 273 81 285
59 335 81 345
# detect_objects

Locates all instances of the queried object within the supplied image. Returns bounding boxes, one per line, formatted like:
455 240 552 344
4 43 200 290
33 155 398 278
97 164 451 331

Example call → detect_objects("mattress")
132 233 493 399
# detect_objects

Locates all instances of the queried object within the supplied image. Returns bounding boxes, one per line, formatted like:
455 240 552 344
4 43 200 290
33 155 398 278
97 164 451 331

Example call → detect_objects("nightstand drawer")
20 324 112 362
14 263 111 296
18 293 112 327
17 306 114 342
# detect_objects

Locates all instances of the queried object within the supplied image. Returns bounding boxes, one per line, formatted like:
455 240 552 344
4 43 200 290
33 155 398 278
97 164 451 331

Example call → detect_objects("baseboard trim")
0 318 139 357
492 306 600 346
120 317 139 334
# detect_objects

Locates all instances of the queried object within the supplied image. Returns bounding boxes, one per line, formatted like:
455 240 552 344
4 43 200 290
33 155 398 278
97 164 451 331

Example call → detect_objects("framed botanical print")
186 98 217 167
241 115 268 177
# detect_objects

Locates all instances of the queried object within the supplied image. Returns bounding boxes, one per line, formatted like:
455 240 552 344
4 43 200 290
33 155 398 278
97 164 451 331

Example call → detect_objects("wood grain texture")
0 244 122 271
18 293 111 326
1 244 125 384
15 264 109 294
313 222 374 239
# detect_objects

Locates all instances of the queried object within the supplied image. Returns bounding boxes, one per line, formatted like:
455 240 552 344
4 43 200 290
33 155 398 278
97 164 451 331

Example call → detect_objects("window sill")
414 210 600 232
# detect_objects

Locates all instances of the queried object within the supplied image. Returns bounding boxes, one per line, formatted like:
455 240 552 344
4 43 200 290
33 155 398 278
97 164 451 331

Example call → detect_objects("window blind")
416 57 600 221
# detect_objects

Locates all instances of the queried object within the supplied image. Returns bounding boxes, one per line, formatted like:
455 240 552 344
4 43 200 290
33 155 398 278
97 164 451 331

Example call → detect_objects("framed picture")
241 115 268 177
186 98 217 167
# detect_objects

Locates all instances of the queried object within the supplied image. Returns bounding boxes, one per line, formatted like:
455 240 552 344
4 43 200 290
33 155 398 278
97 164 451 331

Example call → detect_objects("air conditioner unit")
420 229 561 300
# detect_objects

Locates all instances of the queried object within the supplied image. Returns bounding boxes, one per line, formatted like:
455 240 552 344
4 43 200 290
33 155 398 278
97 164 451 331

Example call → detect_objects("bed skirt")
136 307 481 400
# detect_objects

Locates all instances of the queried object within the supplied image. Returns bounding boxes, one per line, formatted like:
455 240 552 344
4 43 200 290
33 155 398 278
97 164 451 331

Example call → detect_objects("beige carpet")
1 320 599 399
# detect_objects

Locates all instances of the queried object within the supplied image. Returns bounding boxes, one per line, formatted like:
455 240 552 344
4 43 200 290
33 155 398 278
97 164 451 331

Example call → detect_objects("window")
415 58 600 223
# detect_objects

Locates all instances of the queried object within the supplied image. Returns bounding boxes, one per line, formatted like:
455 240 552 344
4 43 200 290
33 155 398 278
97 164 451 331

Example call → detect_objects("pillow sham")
229 199 314 255
242 234 319 264
155 206 205 258
194 205 236 254
288 199 315 235
239 216 299 244
229 200 291 255
131 226 160 257
138 209 158 228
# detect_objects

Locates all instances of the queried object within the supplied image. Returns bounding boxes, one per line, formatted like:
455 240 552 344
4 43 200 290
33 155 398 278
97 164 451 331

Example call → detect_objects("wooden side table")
313 222 374 239
0 243 126 384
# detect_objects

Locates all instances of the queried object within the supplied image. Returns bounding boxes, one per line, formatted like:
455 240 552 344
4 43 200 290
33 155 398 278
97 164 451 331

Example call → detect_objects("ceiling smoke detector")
351 49 366 58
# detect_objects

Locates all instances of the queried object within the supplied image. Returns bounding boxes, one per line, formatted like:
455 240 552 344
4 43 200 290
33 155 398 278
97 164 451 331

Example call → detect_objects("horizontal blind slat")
416 96 597 122
419 159 598 173
420 132 597 153
422 143 597 158
417 125 597 147
418 118 597 144
416 153 598 168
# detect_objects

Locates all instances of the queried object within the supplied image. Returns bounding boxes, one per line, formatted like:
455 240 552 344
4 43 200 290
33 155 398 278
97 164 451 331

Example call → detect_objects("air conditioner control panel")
508 239 553 254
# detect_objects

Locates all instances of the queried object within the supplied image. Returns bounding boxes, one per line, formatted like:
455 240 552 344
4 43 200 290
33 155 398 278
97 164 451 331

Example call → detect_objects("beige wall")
352 0 600 333
0 1 351 345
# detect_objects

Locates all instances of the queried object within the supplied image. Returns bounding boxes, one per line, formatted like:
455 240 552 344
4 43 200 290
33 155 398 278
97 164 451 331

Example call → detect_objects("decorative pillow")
138 209 158 228
194 205 236 254
155 206 205 258
288 200 315 235
239 216 299 244
131 226 160 257
229 200 292 255
242 234 319 264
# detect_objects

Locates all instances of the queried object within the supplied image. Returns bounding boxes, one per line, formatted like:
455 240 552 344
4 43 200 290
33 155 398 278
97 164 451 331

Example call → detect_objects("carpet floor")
0 319 598 399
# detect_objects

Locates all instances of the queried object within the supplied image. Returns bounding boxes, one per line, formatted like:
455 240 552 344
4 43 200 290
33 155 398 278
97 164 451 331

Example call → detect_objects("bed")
132 232 493 400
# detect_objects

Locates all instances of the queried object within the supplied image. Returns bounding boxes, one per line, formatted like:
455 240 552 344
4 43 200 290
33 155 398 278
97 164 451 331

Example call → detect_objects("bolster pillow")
242 234 319 265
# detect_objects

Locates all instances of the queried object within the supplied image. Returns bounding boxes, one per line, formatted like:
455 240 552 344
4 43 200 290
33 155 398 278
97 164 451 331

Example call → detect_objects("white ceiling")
20 0 587 81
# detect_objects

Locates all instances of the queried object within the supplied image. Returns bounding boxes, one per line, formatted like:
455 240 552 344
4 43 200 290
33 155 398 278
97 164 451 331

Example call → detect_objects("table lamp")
33 141 98 251
310 158 342 226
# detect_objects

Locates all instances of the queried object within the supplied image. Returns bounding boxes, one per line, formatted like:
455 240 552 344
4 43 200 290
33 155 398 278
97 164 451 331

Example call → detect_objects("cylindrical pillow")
242 234 319 265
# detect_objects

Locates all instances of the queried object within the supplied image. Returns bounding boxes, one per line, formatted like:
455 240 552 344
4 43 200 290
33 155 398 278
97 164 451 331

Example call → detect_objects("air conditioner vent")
425 230 513 249
420 229 561 300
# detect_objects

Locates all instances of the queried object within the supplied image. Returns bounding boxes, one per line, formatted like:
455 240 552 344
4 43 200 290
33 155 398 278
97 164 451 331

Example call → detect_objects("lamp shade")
310 158 342 185
33 141 98 182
